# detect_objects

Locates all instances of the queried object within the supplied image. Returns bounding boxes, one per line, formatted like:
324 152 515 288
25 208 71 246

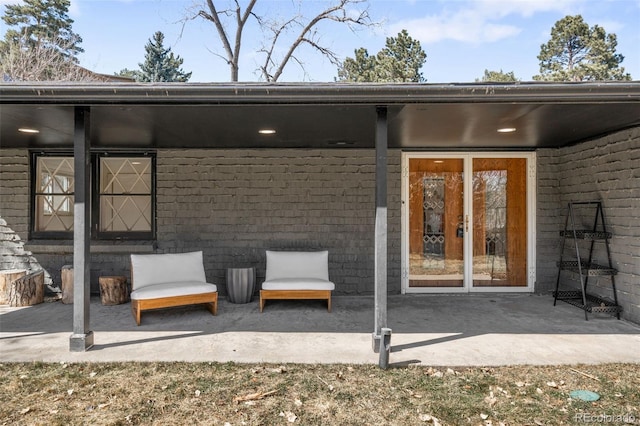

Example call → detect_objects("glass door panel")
408 158 464 288
472 158 527 287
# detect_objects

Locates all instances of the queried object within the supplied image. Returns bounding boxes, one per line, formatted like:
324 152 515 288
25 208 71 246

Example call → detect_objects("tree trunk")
0 270 27 304
99 276 130 305
61 265 74 304
8 271 44 307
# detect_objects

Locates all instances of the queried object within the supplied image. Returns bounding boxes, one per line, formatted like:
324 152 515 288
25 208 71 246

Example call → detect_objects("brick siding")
1 129 637 323
537 127 640 323
156 149 401 295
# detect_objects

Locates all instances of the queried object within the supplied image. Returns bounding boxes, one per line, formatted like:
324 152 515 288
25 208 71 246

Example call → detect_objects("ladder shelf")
553 202 621 320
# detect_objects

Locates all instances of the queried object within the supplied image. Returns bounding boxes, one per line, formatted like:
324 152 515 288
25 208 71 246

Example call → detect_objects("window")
31 152 155 240
34 156 74 234
97 156 153 238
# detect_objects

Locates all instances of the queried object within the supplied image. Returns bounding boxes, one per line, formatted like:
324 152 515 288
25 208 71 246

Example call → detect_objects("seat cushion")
131 251 207 291
262 278 335 291
131 281 217 300
265 250 329 281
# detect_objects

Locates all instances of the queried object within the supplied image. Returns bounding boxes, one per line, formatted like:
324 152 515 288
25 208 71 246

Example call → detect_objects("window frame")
30 151 75 239
29 151 156 241
92 152 156 240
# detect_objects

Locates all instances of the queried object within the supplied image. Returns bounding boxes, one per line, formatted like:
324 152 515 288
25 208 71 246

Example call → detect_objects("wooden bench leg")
259 293 266 313
131 300 141 326
206 294 218 316
327 295 332 313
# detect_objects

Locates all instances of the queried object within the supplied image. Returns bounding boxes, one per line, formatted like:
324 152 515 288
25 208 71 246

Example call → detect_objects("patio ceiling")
1 82 639 150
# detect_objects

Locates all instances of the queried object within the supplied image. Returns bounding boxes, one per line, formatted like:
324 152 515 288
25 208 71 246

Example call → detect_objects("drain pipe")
378 327 392 369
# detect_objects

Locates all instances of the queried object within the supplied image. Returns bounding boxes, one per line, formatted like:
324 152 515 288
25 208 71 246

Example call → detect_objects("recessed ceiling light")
434 160 444 164
18 127 40 134
258 129 276 135
497 127 516 133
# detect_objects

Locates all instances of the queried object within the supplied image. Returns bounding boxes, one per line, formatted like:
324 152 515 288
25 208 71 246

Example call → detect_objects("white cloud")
389 0 584 44
391 11 521 44
595 19 624 33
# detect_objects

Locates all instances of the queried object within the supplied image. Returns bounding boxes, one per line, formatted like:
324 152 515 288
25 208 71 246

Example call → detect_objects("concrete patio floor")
1 294 638 366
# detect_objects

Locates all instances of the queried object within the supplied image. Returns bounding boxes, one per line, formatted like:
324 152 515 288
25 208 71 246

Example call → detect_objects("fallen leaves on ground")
233 389 278 403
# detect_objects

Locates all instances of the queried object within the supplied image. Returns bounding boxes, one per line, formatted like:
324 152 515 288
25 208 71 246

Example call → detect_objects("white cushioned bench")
260 250 335 312
130 251 218 325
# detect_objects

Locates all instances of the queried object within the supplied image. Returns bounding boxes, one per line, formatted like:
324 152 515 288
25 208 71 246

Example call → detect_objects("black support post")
373 106 389 353
70 106 94 352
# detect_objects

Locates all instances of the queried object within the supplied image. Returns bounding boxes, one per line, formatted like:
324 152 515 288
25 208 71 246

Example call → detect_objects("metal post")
70 106 94 352
373 106 388 352
378 327 392 369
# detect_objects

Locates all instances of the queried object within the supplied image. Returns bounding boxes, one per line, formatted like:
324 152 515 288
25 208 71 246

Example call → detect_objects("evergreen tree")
337 30 426 82
337 48 377 82
1 0 86 80
534 15 630 81
476 69 519 82
1 0 83 61
376 30 427 82
116 68 141 80
138 31 192 82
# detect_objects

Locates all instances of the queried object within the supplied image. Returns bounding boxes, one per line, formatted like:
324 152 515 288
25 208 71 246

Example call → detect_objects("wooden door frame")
401 152 536 294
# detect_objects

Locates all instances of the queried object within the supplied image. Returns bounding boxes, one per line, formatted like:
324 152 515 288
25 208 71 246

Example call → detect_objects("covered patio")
1 294 639 365
1 81 639 359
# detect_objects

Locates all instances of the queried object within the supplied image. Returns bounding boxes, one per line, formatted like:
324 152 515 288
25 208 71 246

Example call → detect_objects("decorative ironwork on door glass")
423 176 445 262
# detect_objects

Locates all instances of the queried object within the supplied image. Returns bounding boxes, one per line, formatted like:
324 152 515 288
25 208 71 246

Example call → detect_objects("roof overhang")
1 82 639 150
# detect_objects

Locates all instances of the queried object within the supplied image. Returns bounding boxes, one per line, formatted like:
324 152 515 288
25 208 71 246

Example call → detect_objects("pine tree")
337 48 377 82
1 0 83 61
376 30 427 82
337 30 426 82
534 15 630 81
138 31 192 82
115 68 141 80
1 0 86 80
476 69 519 82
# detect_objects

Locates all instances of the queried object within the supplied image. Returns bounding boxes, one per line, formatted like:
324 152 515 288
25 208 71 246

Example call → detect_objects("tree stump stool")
8 271 44 307
99 276 130 305
0 269 27 305
61 265 74 304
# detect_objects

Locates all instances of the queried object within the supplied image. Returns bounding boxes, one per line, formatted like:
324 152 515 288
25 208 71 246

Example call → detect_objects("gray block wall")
0 148 402 296
537 127 640 324
155 149 402 295
1 130 637 323
0 151 50 283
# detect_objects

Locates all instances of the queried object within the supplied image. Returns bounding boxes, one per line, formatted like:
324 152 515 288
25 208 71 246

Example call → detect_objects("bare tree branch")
263 0 372 81
191 0 374 82
203 0 235 70
257 15 301 81
1 35 102 81
196 0 258 80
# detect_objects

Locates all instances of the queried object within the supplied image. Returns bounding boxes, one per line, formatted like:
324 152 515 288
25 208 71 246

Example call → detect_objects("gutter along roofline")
1 81 639 105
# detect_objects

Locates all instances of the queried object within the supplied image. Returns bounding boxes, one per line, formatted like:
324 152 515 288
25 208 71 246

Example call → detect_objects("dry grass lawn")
1 362 638 425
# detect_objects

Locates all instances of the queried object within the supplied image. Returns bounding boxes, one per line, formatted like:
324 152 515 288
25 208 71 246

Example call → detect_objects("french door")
401 153 536 293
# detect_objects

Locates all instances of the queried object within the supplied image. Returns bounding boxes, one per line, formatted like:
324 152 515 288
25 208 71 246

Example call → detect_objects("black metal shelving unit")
553 202 621 320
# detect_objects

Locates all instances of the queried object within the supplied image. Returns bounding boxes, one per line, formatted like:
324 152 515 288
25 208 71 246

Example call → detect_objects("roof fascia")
1 82 639 105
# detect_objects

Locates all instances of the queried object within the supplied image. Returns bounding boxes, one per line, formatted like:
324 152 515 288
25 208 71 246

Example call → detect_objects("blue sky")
2 0 639 82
